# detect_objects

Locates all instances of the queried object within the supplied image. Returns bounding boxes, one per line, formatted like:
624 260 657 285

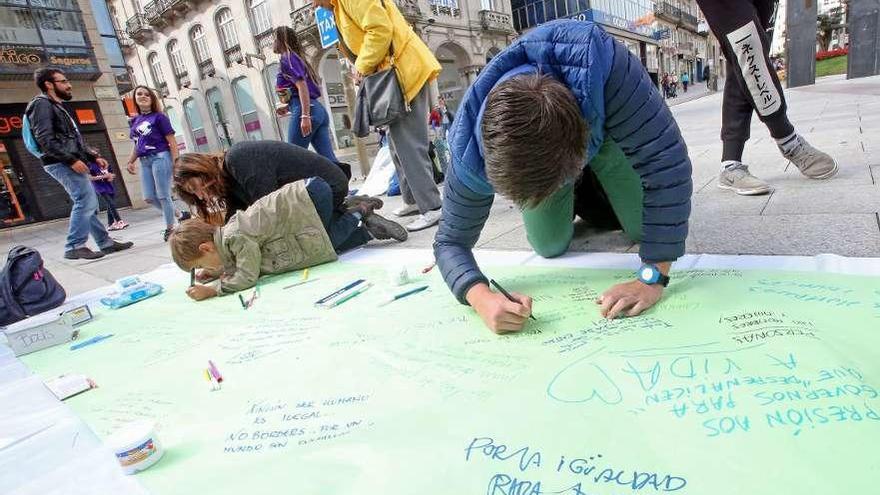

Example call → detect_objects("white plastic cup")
105 421 164 475
388 266 410 286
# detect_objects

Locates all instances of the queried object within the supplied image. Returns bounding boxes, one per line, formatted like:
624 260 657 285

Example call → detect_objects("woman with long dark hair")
173 141 405 253
125 85 179 240
274 26 338 162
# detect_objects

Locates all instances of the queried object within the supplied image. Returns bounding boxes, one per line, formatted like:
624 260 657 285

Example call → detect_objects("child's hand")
186 285 217 301
104 172 115 181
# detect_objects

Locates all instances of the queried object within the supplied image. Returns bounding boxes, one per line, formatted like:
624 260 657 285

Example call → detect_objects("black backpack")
0 246 66 326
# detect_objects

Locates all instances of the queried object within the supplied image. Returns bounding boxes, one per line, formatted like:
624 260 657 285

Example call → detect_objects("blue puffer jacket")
434 20 693 304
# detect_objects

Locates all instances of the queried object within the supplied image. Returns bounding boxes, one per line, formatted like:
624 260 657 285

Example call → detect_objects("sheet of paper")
20 262 879 494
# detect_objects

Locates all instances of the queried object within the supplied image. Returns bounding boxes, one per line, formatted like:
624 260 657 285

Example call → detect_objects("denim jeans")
288 99 338 163
44 163 112 252
139 151 176 227
305 177 370 253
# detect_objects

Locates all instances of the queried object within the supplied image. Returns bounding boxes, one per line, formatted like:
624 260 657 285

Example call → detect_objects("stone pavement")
2 74 876 297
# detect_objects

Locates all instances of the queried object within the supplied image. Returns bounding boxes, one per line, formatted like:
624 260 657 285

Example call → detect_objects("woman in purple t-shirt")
273 26 338 162
125 85 179 241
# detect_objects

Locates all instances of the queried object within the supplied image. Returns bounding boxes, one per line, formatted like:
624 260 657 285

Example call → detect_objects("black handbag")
339 0 409 138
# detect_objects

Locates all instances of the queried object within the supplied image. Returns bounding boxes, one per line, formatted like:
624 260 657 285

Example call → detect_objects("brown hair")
273 26 320 85
481 74 588 207
132 85 162 114
173 152 228 225
169 218 218 270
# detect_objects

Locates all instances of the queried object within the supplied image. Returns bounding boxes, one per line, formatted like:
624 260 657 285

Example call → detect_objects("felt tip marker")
70 334 114 351
378 285 429 307
325 283 372 308
283 278 319 290
490 279 536 321
208 360 223 383
315 279 365 306
190 268 195 287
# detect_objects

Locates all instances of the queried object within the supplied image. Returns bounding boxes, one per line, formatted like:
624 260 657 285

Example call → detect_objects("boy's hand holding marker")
187 285 218 301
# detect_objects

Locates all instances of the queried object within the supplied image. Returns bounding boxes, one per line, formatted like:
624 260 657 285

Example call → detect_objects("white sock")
775 132 799 153
722 160 745 172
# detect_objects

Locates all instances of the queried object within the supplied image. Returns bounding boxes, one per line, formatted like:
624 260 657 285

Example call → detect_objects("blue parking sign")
315 8 339 48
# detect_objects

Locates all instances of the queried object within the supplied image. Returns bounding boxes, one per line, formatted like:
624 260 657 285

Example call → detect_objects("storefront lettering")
0 115 23 136
0 47 44 67
48 55 92 67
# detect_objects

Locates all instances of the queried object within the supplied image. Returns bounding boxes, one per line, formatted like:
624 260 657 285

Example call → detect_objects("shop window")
232 77 263 141
183 97 210 152
206 87 234 148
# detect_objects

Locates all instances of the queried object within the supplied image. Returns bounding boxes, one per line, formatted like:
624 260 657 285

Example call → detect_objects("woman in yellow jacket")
312 0 444 231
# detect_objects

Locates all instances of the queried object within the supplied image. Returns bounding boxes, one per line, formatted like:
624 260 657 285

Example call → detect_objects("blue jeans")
44 164 112 252
305 177 370 253
288 99 338 163
139 151 176 227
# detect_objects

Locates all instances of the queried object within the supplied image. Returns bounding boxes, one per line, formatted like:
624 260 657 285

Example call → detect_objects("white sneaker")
392 203 419 217
405 209 441 232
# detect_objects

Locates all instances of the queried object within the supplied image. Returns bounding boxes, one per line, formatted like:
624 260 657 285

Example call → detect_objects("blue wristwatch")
637 263 670 287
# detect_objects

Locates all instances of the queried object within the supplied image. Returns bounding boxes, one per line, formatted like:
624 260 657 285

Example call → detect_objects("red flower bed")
816 47 848 61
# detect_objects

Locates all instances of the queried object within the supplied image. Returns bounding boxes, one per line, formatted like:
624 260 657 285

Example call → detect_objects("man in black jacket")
26 68 133 260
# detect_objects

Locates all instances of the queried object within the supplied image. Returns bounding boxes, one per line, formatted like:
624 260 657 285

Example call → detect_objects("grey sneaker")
363 213 408 242
780 135 839 179
405 209 442 232
718 166 773 196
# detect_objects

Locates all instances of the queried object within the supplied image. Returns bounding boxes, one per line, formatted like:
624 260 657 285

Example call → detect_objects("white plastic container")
105 421 164 475
388 265 410 286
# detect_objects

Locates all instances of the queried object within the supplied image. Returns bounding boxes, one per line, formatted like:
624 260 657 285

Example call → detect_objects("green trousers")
522 138 643 258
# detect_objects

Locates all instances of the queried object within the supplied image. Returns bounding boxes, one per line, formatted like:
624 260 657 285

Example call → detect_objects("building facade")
112 0 516 155
0 0 142 229
510 0 723 88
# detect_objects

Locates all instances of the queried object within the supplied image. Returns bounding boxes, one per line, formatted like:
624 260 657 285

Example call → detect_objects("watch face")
640 267 654 281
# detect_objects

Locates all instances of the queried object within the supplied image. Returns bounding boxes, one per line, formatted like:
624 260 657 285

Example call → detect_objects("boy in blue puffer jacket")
433 20 693 334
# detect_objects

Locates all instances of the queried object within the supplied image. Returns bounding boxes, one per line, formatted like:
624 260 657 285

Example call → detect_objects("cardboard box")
2 311 79 356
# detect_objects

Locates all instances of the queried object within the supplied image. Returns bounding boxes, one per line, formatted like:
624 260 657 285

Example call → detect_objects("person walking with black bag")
313 0 444 232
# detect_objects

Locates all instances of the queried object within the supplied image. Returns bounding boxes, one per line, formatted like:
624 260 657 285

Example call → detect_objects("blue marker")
377 285 429 307
315 279 365 306
70 334 114 351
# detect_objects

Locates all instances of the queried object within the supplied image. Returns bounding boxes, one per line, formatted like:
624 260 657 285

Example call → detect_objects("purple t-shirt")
129 112 174 157
276 53 322 100
88 161 115 196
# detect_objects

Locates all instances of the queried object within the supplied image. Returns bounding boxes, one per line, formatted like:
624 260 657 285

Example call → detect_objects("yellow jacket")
332 0 441 103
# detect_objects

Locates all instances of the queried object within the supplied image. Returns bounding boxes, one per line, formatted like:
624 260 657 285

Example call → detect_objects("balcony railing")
143 0 191 27
291 3 317 36
125 14 152 42
479 10 514 34
654 2 681 23
175 71 191 89
680 12 698 30
198 59 215 80
224 45 243 67
431 4 460 18
116 29 135 50
396 0 422 19
255 29 274 52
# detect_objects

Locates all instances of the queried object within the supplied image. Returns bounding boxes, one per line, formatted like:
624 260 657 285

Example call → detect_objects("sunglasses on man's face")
52 79 70 84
